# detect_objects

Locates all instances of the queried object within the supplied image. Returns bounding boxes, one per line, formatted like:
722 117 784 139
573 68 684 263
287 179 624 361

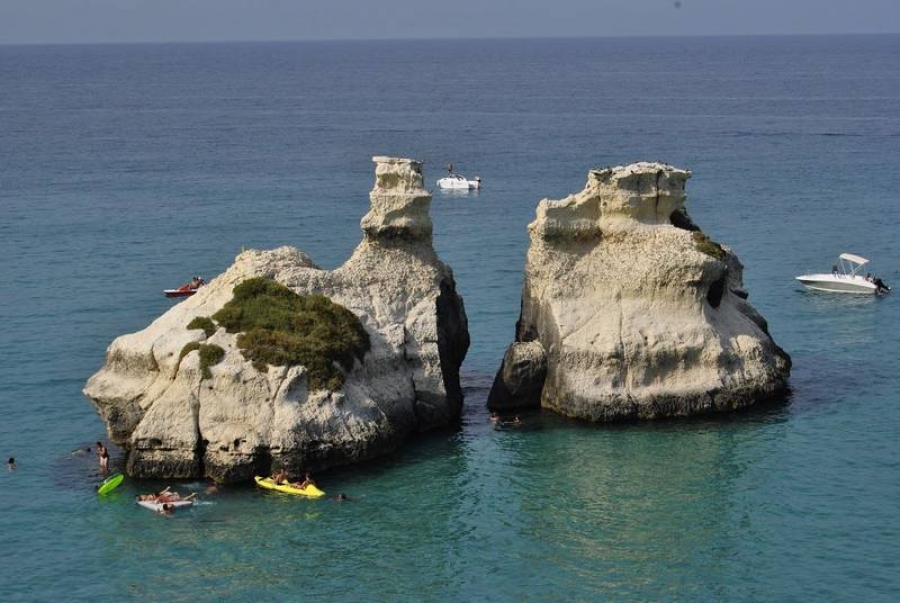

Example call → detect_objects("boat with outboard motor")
796 253 890 294
437 173 481 190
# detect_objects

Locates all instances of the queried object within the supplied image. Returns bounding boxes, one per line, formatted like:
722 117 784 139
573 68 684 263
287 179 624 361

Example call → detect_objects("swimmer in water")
96 441 109 474
7 457 16 471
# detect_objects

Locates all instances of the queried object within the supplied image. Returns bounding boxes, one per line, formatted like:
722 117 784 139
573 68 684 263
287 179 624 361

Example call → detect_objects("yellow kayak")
254 476 325 498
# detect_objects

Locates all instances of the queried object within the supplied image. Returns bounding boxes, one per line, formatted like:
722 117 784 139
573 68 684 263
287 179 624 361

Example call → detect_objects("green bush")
212 277 369 391
178 342 226 380
692 231 727 262
178 341 201 365
187 316 216 338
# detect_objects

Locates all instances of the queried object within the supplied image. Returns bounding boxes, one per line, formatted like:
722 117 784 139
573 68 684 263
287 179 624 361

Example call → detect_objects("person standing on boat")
447 162 454 175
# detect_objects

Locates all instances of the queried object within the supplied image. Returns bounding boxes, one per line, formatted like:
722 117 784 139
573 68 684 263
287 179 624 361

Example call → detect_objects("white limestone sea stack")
488 162 791 420
84 157 469 482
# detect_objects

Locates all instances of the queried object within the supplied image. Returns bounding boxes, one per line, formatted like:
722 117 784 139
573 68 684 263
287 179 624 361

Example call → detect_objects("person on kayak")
272 468 289 485
293 472 316 489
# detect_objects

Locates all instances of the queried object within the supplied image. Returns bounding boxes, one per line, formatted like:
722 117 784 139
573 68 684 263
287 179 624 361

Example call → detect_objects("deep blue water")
1 35 899 601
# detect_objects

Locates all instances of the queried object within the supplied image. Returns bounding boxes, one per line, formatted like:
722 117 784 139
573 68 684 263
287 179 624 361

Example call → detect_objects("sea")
1 35 899 601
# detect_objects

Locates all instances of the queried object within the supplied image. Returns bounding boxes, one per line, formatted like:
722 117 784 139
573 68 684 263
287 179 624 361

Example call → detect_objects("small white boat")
796 253 889 294
437 173 481 190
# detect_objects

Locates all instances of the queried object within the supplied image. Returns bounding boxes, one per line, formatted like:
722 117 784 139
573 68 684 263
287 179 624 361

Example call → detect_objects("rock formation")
488 162 790 420
85 157 469 482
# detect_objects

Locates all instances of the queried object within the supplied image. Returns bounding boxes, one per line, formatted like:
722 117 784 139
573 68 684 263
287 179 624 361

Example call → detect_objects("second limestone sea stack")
489 162 791 420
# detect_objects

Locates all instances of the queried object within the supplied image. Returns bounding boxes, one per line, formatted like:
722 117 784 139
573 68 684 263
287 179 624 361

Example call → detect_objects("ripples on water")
2 35 900 600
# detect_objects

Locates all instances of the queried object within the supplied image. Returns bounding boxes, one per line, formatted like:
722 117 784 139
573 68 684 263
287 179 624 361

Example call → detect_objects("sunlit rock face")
85 157 469 482
489 162 790 420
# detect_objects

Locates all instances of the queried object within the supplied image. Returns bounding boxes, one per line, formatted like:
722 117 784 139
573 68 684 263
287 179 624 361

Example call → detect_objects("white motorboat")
437 173 481 190
795 253 889 294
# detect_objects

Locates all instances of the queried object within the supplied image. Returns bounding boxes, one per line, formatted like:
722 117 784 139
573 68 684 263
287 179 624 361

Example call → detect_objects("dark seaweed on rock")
212 277 370 391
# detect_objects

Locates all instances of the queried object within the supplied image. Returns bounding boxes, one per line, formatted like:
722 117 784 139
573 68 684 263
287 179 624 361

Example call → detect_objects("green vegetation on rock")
178 342 226 379
692 231 727 261
187 316 216 338
212 277 369 391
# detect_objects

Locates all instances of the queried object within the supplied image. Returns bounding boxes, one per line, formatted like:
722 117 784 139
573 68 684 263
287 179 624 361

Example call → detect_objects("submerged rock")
84 157 469 482
488 162 790 420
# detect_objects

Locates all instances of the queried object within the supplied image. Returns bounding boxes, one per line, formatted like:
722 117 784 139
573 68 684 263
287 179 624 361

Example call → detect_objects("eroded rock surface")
488 162 790 420
85 157 469 482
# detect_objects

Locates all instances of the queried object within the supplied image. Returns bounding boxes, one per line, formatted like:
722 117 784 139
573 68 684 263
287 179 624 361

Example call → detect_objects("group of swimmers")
135 487 197 514
865 273 890 293
490 412 522 426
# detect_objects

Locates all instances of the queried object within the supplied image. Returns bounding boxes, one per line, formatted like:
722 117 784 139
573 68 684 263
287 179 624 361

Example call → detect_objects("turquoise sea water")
2 36 900 600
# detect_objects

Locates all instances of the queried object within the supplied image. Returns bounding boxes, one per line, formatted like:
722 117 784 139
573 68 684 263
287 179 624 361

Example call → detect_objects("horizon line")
2 31 899 48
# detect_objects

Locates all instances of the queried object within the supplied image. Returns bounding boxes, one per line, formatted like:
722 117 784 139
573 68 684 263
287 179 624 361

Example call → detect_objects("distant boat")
164 286 199 298
796 253 889 294
164 276 206 298
437 173 481 190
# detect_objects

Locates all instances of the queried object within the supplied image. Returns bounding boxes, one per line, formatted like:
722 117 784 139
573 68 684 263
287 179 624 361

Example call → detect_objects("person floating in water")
489 412 501 424
7 457 15 471
96 441 109 474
